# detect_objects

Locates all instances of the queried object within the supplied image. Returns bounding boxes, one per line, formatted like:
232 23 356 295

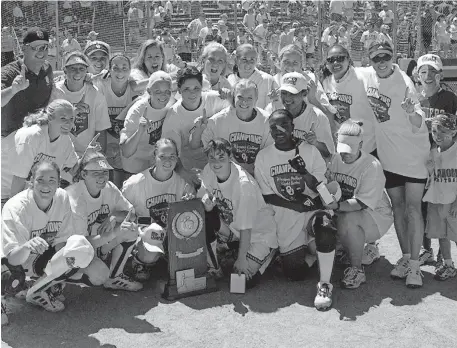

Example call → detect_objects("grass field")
2 225 457 348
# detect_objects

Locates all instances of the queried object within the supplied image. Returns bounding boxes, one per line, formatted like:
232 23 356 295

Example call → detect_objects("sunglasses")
371 54 392 63
326 56 347 64
25 44 49 52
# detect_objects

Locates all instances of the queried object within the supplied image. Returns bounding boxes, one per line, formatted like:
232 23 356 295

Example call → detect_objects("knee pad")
205 207 221 244
1 258 26 296
282 250 310 281
314 213 337 253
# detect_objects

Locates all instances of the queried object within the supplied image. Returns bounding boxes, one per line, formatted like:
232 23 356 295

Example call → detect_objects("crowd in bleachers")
1 0 457 328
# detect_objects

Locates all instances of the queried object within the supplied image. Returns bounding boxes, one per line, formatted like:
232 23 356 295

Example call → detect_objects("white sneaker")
104 273 143 292
362 244 380 266
418 248 434 266
341 266 366 289
390 257 410 279
26 289 65 312
434 263 457 281
406 264 423 288
314 282 333 310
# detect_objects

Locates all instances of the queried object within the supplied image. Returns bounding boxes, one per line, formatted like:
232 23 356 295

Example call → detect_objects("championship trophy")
162 199 218 300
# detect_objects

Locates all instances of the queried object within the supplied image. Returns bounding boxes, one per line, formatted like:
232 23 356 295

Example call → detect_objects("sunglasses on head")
326 55 347 64
371 53 392 63
25 44 49 52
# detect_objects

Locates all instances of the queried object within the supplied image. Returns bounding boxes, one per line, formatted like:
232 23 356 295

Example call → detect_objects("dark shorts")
383 170 427 189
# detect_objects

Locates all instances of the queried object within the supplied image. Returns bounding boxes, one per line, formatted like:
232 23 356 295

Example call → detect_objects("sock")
317 250 335 284
444 259 453 267
402 253 411 260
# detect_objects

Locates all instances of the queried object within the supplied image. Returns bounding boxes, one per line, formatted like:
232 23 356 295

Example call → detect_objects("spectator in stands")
84 40 110 75
225 31 237 53
238 27 250 46
329 0 344 22
200 42 231 91
198 19 213 48
61 29 81 61
243 7 256 32
13 3 24 26
165 0 173 15
303 27 316 68
450 17 457 57
176 28 192 63
343 0 355 22
206 25 223 45
1 27 16 67
337 26 350 51
360 21 379 56
218 21 229 44
279 24 293 52
161 30 177 65
422 3 437 53
379 25 393 47
433 15 451 55
378 3 394 30
127 1 142 45
322 23 339 57
188 13 206 49
86 30 98 46
1 27 53 139
256 5 271 26
253 18 269 55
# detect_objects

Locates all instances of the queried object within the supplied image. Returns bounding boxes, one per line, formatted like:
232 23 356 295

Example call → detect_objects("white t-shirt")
50 81 111 156
1 125 78 200
96 79 138 169
360 30 380 50
2 188 75 256
328 152 393 236
254 142 327 248
201 106 272 175
122 169 191 228
120 96 171 174
161 92 230 172
227 69 278 110
423 142 457 205
199 162 277 248
364 65 430 178
66 180 132 236
323 66 377 153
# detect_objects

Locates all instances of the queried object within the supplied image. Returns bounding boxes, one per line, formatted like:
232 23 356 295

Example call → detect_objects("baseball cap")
212 24 219 30
64 53 90 67
140 223 165 253
23 27 49 45
82 155 114 171
44 235 94 276
417 54 443 71
148 71 172 88
336 134 362 154
84 40 110 57
368 41 393 59
279 72 309 94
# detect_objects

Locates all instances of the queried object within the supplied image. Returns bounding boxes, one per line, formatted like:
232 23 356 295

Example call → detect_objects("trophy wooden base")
162 275 218 301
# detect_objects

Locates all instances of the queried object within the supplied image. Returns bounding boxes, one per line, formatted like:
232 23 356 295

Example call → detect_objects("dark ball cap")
23 27 49 45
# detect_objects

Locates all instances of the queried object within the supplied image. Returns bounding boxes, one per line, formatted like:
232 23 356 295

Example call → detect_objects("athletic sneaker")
390 257 410 279
434 263 457 281
26 289 65 312
132 256 153 282
1 297 8 326
14 279 35 299
405 264 423 288
49 283 66 302
335 248 351 267
341 266 366 289
435 252 444 269
104 273 143 291
362 244 380 266
314 282 333 310
419 248 434 266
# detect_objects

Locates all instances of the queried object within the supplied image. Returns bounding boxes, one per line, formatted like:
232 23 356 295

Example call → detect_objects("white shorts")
426 203 457 242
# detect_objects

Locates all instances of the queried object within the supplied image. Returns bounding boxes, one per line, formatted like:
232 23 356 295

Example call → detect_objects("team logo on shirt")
327 92 352 124
71 94 90 136
31 221 62 245
148 119 165 146
433 168 457 183
107 107 126 139
328 172 358 201
229 132 262 164
87 204 111 235
270 163 318 210
146 194 176 228
367 87 391 123
211 189 233 225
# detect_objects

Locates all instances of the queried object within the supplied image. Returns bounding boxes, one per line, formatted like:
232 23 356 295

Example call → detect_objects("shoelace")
318 283 331 297
344 267 360 281
407 267 423 278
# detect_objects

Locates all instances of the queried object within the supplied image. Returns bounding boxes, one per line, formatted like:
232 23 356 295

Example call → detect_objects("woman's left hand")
401 87 416 114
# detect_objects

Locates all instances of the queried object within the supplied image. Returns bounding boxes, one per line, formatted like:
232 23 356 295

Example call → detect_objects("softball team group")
1 26 456 325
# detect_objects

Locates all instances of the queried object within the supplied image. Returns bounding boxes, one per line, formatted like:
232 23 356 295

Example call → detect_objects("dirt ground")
2 226 457 348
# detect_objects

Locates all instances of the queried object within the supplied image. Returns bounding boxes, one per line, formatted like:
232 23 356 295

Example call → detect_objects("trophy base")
162 275 218 301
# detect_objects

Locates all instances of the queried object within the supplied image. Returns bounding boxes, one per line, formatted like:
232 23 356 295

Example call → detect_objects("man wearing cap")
50 51 110 159
61 30 82 57
84 40 110 75
65 152 142 291
415 54 457 265
1 27 53 138
86 30 99 46
275 72 335 160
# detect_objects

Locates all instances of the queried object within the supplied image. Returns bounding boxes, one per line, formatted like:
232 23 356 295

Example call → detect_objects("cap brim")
337 142 356 154
142 241 165 253
28 39 49 46
83 162 114 170
417 62 441 71
369 49 393 59
278 85 300 94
